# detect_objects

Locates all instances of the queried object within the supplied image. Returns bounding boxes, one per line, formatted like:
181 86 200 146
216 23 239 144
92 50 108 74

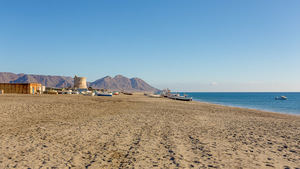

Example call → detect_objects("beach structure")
41 86 46 93
74 76 87 89
161 88 171 97
0 83 42 94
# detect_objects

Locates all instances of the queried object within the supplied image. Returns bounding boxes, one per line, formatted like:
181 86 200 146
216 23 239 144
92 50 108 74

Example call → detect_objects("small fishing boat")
168 94 192 101
113 91 119 95
97 92 113 96
161 89 192 101
72 91 79 94
177 96 193 101
63 90 72 94
81 91 95 96
275 96 287 100
148 94 161 98
43 90 58 95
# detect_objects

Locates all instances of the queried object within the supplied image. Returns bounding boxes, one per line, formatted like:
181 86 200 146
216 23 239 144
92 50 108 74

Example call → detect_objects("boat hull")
97 93 113 97
275 96 287 100
169 96 192 101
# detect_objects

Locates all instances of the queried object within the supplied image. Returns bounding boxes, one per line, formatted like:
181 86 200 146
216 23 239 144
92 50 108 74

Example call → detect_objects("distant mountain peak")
114 75 127 79
90 75 159 92
130 77 141 80
103 76 112 79
5 73 74 88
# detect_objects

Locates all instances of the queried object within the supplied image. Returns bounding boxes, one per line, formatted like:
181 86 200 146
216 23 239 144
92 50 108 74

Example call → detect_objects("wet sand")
0 94 299 169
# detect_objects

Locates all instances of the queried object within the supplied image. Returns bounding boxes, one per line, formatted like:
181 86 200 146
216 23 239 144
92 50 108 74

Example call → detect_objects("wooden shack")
0 83 42 94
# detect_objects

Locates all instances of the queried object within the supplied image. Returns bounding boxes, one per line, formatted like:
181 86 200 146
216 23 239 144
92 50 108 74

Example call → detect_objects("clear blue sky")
0 0 299 91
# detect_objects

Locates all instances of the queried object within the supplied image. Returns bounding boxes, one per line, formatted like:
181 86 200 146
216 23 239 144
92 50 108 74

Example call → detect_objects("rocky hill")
0 72 73 88
89 75 159 92
0 72 21 83
0 72 159 92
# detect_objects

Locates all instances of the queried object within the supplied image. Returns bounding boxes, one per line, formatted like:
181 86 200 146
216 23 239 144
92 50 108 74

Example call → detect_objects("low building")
0 83 42 94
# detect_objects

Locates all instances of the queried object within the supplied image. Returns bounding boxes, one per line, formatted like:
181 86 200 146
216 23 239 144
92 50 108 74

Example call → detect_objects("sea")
179 92 300 115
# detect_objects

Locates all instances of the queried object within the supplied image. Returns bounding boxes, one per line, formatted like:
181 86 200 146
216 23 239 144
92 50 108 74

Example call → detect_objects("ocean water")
179 92 300 115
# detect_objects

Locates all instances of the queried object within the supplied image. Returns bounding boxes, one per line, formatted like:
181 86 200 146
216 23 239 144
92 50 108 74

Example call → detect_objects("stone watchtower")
74 75 87 89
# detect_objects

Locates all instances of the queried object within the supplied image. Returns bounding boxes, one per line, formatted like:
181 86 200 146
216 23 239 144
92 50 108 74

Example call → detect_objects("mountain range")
0 72 159 92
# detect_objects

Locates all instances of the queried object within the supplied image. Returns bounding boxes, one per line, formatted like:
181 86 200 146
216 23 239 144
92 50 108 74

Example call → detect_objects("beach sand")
0 94 299 169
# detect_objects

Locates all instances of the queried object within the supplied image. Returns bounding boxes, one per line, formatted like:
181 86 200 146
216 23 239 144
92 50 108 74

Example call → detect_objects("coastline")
0 94 299 168
180 92 300 115
192 99 300 116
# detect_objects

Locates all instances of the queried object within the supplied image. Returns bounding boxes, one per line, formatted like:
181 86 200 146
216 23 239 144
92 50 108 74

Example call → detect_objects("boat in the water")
275 96 287 100
97 92 113 96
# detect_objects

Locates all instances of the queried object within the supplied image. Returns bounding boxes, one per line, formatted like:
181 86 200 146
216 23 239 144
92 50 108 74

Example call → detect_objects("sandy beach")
0 94 299 169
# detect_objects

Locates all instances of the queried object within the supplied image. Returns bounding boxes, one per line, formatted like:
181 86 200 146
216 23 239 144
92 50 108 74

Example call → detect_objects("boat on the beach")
169 95 192 101
123 92 133 95
148 94 161 98
72 91 79 94
161 89 192 101
82 91 95 96
43 90 58 95
63 90 72 95
275 96 288 100
96 92 113 96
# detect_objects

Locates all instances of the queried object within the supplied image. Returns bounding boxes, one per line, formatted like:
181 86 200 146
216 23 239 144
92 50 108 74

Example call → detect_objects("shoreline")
192 99 300 116
177 92 300 115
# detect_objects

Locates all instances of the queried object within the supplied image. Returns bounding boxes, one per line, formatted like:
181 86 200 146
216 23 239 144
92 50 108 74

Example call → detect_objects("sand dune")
0 94 299 168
